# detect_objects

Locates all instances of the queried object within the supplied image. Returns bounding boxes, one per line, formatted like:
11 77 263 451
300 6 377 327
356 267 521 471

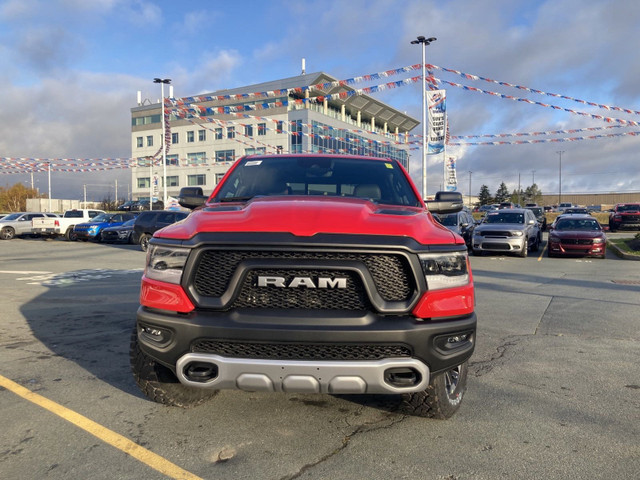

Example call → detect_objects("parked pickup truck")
608 203 640 231
32 209 105 241
131 154 476 419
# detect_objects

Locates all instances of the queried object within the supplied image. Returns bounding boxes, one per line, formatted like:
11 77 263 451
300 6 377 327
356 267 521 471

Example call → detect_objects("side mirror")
426 191 464 214
178 187 208 210
460 222 469 228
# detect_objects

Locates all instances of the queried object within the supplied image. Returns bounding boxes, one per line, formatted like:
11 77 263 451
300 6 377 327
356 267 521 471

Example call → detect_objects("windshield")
3 213 22 221
121 218 136 227
555 219 601 231
618 204 640 212
528 208 542 216
213 156 421 207
484 212 524 224
437 214 459 226
91 213 112 222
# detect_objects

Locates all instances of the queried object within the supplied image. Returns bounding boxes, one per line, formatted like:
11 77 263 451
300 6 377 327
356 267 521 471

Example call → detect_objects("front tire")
129 327 215 407
0 227 15 240
139 233 151 252
400 362 469 419
519 238 528 257
65 228 78 241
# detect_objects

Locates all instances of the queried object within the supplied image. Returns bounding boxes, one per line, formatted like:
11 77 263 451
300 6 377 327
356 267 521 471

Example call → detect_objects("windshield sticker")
245 160 262 166
385 163 394 169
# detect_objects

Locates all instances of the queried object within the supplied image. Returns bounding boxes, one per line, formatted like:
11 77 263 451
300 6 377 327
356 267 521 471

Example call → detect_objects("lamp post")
468 171 472 208
410 35 436 200
154 77 171 206
557 150 564 206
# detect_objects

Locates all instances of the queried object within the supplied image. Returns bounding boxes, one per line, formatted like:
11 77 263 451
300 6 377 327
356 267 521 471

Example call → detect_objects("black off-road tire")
0 227 15 240
400 362 468 419
139 233 151 252
65 227 78 241
129 327 215 407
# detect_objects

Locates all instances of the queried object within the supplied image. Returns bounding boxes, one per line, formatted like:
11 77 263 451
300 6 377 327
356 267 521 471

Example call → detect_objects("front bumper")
136 307 476 394
548 241 605 256
472 236 525 253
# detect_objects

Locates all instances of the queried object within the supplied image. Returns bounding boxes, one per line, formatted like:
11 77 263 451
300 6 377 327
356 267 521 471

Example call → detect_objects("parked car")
499 202 516 209
547 215 606 259
478 204 498 214
132 199 165 211
73 212 137 242
557 202 574 212
608 203 640 232
132 210 189 251
562 207 589 215
472 208 541 257
0 212 58 240
101 217 137 244
525 206 547 231
435 210 476 248
116 200 138 211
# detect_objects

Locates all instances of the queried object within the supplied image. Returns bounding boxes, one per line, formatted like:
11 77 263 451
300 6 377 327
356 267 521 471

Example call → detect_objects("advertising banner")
445 156 457 191
427 90 446 154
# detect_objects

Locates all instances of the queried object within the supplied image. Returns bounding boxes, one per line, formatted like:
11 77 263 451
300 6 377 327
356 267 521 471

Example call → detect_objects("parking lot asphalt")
0 235 638 480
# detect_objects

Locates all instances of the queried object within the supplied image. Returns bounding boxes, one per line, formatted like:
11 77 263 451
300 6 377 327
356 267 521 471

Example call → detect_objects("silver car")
0 212 58 240
472 208 541 257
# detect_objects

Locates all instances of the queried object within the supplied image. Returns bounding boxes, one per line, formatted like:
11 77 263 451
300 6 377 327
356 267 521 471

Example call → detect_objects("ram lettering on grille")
257 276 347 289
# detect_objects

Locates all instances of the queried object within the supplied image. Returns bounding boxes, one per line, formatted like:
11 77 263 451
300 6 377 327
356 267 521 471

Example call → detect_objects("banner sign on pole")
445 156 457 191
427 90 446 154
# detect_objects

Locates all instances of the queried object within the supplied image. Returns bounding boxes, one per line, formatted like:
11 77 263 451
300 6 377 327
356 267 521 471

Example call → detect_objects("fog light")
140 325 172 346
435 331 474 353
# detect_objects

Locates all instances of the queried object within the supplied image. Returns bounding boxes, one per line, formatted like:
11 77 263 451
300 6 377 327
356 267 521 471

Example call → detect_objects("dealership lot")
0 237 638 480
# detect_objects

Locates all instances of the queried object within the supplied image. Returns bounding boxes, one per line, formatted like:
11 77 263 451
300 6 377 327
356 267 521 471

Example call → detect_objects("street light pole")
410 35 436 200
468 171 472 208
154 77 171 207
557 150 564 206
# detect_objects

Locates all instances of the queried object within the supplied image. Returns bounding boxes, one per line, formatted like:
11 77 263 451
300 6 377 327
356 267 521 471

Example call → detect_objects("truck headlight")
145 245 190 284
512 231 523 237
418 251 469 290
592 238 604 244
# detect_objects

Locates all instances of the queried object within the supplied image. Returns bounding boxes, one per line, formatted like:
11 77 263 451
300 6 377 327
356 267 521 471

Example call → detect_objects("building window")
187 131 195 143
166 154 179 166
146 135 154 147
199 129 206 141
244 147 266 156
215 149 235 162
138 177 150 188
227 127 235 139
244 125 253 137
187 174 206 186
187 152 206 164
136 137 143 148
276 121 284 134
171 132 179 144
215 128 223 140
258 123 266 135
165 176 179 187
291 120 302 153
215 173 226 184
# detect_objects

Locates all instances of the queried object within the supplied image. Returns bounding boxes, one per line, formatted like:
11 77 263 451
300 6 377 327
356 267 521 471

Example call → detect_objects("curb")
607 241 640 261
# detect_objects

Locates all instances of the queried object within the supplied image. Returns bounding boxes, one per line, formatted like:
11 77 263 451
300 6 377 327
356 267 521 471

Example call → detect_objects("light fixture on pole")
557 150 564 206
154 77 171 207
410 35 436 200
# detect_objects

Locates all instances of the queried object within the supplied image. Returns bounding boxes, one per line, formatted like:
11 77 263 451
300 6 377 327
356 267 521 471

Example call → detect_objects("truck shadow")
19 268 143 398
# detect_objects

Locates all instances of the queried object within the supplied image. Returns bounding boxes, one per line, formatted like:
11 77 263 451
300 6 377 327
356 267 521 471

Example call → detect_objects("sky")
1 0 639 202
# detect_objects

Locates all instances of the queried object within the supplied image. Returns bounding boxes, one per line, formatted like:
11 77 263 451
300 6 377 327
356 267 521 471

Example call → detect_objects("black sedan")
435 210 476 248
101 218 136 244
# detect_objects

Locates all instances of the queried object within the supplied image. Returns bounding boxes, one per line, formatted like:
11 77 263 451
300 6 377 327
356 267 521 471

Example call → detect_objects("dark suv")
525 206 547 231
132 210 189 251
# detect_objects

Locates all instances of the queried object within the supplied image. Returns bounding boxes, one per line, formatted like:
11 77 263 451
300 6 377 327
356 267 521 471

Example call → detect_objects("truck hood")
158 196 460 245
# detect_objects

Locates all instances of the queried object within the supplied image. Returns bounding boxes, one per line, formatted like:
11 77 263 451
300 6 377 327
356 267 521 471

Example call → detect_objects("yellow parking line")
538 243 547 261
0 374 203 480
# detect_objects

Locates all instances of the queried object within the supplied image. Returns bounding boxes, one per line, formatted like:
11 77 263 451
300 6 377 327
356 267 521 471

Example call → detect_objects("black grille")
561 239 593 245
191 340 413 361
482 242 511 250
479 230 514 237
192 250 414 303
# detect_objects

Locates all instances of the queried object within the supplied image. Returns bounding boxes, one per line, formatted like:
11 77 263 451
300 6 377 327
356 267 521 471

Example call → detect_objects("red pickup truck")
608 203 640 232
130 154 476 419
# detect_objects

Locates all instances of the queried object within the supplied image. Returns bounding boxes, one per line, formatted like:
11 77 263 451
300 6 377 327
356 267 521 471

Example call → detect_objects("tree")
478 185 493 205
494 182 510 203
524 183 543 205
0 184 42 212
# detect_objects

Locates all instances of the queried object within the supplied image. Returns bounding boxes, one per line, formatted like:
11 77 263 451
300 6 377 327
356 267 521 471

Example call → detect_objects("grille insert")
192 250 414 303
191 340 413 361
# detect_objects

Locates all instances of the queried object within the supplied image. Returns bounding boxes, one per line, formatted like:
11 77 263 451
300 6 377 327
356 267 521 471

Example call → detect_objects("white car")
0 212 58 240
